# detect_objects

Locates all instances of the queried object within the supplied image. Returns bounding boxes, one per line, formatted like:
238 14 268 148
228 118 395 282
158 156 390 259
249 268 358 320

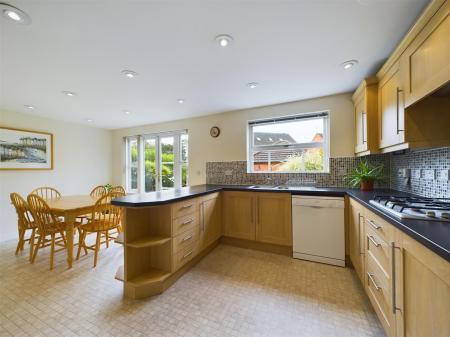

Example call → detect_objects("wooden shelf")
127 236 171 248
128 269 171 286
115 232 124 245
115 265 124 282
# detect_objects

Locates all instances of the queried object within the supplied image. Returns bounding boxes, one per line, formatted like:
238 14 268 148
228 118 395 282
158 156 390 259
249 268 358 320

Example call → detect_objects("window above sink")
247 112 330 173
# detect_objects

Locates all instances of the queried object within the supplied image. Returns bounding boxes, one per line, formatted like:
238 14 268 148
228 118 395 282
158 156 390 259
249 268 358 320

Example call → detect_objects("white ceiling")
0 0 428 129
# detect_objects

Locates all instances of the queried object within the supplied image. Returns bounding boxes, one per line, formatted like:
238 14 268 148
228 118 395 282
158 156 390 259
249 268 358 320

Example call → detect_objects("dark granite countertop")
112 184 450 262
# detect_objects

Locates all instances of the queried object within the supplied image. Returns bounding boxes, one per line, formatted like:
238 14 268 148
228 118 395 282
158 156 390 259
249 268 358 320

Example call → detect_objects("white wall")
0 110 113 242
112 93 354 186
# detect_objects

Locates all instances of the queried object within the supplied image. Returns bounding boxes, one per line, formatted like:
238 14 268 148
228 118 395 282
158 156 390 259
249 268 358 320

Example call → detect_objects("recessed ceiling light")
177 99 185 104
121 70 138 79
247 82 259 89
341 60 359 70
123 110 131 115
1 4 31 24
215 34 233 47
62 91 76 97
86 118 93 123
24 105 35 110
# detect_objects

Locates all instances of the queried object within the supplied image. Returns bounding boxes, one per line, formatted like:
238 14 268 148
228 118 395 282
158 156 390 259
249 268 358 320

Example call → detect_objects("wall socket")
437 169 450 181
411 169 421 179
397 168 411 178
422 169 435 180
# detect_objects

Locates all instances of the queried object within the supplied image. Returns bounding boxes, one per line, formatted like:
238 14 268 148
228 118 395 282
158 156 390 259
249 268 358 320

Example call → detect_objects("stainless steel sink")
248 185 289 190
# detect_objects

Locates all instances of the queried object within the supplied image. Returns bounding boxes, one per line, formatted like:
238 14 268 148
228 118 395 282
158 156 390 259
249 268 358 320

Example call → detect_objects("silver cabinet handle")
358 213 364 255
182 218 194 225
396 87 404 134
181 204 193 209
368 235 380 247
391 242 402 314
182 235 193 242
362 112 366 144
367 219 381 230
367 273 381 291
182 250 193 259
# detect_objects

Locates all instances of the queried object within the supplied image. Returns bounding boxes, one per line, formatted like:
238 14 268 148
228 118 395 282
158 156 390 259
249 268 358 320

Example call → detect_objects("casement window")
125 130 188 193
247 112 329 173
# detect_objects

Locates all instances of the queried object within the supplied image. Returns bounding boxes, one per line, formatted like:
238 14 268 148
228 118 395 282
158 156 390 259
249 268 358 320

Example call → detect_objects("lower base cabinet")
393 231 450 337
349 198 450 337
200 193 222 249
223 191 292 246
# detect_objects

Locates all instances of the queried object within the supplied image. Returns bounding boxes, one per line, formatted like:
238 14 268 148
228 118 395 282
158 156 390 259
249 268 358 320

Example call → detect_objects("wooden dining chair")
10 193 37 261
90 185 107 198
27 194 68 270
76 193 123 267
30 187 61 199
109 185 125 195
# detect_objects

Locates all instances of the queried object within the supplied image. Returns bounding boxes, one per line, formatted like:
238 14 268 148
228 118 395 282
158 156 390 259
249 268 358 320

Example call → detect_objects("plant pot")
360 180 374 191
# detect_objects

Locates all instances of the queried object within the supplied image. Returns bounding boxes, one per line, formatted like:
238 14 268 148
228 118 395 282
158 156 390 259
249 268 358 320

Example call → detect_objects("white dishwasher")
292 195 345 267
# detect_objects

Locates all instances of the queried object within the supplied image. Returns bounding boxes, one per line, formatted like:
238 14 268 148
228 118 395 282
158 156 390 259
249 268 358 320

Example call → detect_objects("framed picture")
0 127 53 170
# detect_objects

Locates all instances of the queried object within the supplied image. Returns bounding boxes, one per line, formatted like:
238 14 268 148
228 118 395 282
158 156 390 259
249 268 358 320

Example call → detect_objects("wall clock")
210 126 221 138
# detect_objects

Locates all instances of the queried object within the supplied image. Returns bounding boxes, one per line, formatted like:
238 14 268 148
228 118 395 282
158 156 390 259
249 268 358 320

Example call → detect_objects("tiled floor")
0 239 385 337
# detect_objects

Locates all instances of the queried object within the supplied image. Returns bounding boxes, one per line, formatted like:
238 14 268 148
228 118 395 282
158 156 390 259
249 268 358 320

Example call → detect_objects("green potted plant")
344 160 385 191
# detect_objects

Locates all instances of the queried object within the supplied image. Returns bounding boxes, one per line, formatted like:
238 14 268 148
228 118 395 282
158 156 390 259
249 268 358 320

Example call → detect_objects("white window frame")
247 111 330 173
124 130 188 193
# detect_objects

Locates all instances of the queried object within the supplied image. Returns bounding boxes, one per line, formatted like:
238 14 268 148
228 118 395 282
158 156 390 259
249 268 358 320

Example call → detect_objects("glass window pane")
144 138 156 192
252 147 324 172
181 134 188 162
161 137 175 190
253 118 324 146
161 163 174 189
129 138 138 190
181 163 188 187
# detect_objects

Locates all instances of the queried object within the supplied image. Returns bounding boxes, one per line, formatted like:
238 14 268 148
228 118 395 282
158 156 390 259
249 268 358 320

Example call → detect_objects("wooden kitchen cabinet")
200 192 222 249
349 198 366 284
223 191 256 240
392 229 450 337
401 0 449 107
223 191 292 246
350 198 450 337
255 193 292 246
352 77 378 156
378 61 405 152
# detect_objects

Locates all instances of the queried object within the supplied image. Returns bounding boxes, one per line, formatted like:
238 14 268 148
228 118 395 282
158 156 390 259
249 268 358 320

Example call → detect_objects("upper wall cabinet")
374 0 450 153
352 77 378 156
378 62 405 151
401 0 450 107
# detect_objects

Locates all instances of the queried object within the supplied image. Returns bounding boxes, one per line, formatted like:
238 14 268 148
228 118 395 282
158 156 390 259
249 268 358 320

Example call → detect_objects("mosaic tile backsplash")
206 155 390 188
206 148 450 198
390 147 450 198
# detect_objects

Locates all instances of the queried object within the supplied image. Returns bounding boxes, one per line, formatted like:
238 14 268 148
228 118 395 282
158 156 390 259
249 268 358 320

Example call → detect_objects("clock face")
210 126 220 138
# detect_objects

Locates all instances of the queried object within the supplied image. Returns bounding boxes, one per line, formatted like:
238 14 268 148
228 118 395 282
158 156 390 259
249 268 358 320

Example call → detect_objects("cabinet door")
223 192 255 240
402 2 450 107
256 193 292 246
394 232 450 337
379 63 405 149
354 94 368 153
349 200 365 283
200 193 222 249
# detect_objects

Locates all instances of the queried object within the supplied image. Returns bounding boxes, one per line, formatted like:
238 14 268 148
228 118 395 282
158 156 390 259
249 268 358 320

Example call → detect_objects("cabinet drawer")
366 223 391 277
364 209 393 243
172 198 199 219
366 252 393 335
173 212 199 236
173 226 199 254
173 241 198 272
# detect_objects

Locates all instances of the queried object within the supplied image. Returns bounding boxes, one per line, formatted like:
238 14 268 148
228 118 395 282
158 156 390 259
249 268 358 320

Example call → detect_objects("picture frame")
0 126 54 170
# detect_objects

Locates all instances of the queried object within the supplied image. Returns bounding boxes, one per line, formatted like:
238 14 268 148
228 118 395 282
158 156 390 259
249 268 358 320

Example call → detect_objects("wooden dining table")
46 195 99 268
